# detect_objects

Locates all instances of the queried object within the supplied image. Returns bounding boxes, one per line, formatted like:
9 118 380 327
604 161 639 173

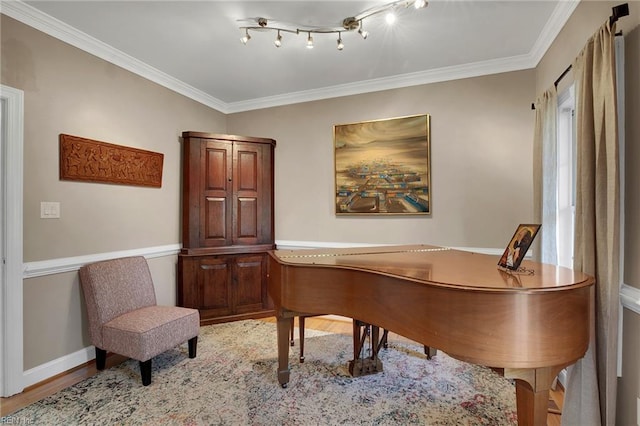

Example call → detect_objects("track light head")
414 0 427 9
274 30 282 47
240 29 251 44
385 12 396 25
306 32 314 49
337 33 344 50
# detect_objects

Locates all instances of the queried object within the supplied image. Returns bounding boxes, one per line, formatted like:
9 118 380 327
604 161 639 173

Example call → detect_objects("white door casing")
0 84 24 397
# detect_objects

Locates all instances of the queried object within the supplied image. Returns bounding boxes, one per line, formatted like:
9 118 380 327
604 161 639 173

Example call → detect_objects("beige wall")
1 16 227 262
534 2 640 424
624 26 640 291
22 257 176 368
2 2 639 421
1 15 227 369
621 20 640 426
536 1 639 94
228 71 536 248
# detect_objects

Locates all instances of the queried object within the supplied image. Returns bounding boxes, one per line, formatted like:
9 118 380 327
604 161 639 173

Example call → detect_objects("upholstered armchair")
79 256 200 386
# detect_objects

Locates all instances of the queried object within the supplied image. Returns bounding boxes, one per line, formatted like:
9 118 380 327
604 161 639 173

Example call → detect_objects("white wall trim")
225 55 535 113
2 0 576 114
1 1 227 113
22 346 95 390
528 0 580 66
621 284 640 315
0 84 24 397
275 240 503 256
23 244 181 279
22 239 638 392
275 240 391 250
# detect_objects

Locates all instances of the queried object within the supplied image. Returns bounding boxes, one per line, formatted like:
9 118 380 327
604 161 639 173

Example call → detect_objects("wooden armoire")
177 131 276 325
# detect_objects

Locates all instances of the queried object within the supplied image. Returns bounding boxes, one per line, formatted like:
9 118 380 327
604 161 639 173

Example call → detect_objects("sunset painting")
334 114 431 215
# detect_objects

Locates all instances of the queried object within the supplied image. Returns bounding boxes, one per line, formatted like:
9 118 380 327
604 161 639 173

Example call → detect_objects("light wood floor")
1 316 563 425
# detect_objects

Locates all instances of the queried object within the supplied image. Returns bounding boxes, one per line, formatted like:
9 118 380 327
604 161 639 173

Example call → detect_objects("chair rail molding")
275 240 503 256
23 244 181 279
620 283 640 315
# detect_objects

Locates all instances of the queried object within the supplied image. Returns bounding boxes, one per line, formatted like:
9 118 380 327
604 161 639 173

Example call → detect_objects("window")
556 85 575 269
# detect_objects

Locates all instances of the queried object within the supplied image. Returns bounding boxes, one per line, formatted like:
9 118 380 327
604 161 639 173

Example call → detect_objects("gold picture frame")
334 114 431 215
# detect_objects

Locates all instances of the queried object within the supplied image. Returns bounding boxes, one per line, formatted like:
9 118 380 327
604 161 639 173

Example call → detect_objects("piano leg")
424 346 437 360
505 366 563 426
276 315 291 388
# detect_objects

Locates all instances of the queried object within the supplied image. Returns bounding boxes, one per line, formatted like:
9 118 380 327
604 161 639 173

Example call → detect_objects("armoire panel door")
233 254 267 314
201 141 232 246
233 143 262 245
198 257 233 316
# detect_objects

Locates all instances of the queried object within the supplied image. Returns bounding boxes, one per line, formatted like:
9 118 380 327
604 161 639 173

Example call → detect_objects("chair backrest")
79 256 157 347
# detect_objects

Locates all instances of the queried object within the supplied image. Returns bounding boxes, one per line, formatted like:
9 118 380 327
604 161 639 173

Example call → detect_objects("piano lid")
271 244 594 291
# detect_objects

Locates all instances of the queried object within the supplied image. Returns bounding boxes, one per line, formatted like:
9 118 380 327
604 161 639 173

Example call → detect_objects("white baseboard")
23 346 94 389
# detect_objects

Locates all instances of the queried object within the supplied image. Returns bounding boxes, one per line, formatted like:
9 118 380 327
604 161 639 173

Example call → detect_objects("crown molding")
226 53 535 113
528 0 580 65
1 1 228 113
3 0 575 114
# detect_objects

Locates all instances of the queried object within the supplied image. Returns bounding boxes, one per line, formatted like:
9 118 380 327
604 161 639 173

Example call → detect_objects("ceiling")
7 1 578 113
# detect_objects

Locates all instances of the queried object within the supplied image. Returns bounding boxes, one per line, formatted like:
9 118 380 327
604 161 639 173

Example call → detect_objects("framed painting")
497 224 541 271
334 114 431 215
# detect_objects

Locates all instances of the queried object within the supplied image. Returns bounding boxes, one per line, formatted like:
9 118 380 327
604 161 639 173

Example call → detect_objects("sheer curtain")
532 87 558 264
563 19 620 426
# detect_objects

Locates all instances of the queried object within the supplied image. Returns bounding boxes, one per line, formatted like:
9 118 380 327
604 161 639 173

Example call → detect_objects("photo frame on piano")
498 224 541 271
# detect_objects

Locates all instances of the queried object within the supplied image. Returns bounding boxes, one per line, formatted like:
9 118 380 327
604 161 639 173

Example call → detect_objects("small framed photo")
498 224 541 270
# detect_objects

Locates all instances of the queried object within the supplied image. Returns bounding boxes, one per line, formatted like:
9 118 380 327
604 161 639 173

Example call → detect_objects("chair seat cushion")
102 305 199 362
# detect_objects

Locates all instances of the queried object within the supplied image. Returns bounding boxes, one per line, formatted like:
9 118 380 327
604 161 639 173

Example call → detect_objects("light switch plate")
40 201 60 219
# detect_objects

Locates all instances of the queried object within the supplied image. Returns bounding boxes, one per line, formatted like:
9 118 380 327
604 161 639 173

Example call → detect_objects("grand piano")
267 245 595 426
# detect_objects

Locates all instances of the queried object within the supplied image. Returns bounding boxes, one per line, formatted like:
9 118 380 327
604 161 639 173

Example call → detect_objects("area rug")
12 320 517 425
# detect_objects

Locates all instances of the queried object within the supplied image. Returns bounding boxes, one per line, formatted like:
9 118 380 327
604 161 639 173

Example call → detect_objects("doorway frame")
1 84 24 397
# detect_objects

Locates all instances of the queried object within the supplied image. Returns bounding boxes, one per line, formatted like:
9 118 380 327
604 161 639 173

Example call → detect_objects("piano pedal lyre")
348 320 385 377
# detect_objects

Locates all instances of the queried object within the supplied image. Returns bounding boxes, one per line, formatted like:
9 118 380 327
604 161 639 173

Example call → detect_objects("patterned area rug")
13 320 517 425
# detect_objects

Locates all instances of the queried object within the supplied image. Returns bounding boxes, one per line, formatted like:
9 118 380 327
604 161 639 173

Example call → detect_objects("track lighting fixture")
274 30 282 47
385 12 397 25
358 21 369 39
414 0 427 9
240 29 251 45
238 0 427 50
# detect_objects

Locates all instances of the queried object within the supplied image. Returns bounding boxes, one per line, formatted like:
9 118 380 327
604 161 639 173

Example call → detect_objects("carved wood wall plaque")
60 134 164 188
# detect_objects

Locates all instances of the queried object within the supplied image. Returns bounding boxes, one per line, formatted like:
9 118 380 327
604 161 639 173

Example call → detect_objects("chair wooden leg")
140 359 152 386
95 348 106 370
188 336 198 358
